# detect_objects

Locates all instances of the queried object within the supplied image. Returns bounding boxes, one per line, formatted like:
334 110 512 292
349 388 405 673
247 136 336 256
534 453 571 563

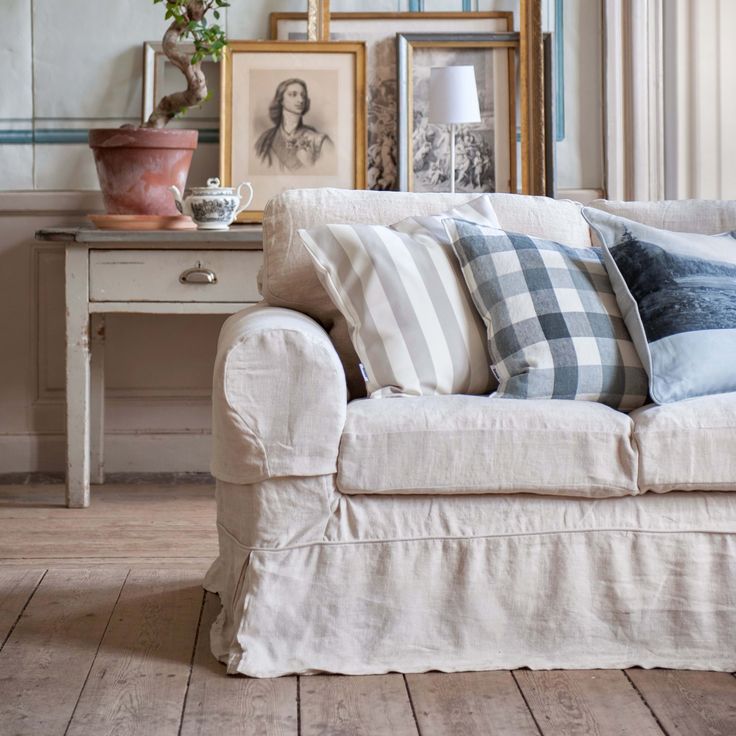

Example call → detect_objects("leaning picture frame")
270 12 512 191
221 41 366 223
397 33 519 195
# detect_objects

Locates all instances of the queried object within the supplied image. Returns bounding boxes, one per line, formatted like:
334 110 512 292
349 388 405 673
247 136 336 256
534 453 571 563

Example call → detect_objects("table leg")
65 246 91 508
90 314 105 485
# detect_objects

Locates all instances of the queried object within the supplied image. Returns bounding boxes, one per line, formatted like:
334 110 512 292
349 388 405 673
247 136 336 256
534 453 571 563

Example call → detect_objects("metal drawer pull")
179 267 217 284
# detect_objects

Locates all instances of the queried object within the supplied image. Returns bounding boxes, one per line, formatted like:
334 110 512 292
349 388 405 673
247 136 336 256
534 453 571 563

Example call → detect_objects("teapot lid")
186 177 236 195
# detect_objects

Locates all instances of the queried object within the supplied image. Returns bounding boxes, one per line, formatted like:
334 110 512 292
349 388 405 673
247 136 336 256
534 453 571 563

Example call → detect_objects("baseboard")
0 471 213 485
0 432 212 473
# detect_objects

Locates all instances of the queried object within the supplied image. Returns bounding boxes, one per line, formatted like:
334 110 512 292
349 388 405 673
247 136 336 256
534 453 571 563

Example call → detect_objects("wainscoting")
0 192 227 473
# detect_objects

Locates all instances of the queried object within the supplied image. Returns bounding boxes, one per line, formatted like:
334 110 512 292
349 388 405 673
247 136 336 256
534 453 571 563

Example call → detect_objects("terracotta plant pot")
89 128 198 215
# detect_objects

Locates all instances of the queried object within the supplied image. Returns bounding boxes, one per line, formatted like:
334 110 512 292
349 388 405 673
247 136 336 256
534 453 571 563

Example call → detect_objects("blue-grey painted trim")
35 130 92 144
408 0 423 11
0 131 33 144
0 128 220 145
462 0 471 11
555 0 565 141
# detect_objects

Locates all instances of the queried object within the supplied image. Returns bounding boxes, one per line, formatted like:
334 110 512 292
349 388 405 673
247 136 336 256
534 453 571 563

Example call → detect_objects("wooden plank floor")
1 482 735 736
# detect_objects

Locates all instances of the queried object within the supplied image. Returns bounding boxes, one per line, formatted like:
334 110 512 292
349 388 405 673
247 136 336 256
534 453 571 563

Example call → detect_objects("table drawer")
89 249 262 302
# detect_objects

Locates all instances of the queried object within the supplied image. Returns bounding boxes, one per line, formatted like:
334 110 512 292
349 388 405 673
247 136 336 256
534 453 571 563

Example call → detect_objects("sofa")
204 189 736 677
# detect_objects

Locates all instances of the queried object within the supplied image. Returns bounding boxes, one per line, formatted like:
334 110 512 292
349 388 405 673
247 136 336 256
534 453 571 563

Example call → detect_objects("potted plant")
89 0 229 217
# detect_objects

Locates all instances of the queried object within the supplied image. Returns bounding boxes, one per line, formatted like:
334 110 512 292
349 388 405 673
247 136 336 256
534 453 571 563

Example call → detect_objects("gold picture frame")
270 12 512 192
521 0 545 195
306 0 330 41
221 41 366 223
397 34 518 195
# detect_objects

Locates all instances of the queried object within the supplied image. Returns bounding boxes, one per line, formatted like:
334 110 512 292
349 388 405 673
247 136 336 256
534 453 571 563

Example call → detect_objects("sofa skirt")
205 481 736 677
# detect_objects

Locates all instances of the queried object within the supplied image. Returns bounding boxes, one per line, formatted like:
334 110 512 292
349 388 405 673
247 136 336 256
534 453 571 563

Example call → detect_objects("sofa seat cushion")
633 393 736 492
337 395 638 497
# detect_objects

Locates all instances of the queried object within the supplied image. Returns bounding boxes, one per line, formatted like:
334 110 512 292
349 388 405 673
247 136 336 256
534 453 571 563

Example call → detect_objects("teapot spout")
169 185 185 215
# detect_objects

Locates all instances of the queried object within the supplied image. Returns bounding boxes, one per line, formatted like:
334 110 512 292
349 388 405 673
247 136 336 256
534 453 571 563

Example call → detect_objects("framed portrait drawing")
397 33 518 195
221 42 366 223
270 12 512 191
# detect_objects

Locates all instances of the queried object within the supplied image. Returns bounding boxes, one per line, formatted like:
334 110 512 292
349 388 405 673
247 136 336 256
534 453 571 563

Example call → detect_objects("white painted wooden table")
35 226 263 508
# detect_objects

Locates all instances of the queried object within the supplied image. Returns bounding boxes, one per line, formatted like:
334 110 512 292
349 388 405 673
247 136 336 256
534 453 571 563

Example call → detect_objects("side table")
35 226 264 508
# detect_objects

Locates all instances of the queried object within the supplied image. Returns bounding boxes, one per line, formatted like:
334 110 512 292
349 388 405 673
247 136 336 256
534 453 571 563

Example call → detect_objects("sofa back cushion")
588 199 736 236
262 188 592 397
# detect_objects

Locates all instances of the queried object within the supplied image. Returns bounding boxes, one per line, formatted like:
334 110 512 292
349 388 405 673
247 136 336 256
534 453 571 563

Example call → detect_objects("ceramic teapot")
170 177 254 230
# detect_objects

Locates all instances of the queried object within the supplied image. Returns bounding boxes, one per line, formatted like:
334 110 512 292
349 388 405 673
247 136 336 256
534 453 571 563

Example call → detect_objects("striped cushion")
445 219 649 410
298 196 499 397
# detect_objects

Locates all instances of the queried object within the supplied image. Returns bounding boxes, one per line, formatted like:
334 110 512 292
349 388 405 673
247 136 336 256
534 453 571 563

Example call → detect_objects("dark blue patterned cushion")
583 207 736 404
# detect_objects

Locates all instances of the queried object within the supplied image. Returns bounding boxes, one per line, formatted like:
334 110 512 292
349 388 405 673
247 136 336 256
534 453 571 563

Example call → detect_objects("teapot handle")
169 185 185 215
235 182 254 215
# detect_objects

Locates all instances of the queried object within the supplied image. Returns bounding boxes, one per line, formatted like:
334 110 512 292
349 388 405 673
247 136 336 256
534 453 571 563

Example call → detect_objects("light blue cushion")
583 207 736 404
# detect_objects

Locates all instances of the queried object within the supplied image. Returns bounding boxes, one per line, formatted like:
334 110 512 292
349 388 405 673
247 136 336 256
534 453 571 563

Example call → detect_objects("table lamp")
428 66 481 193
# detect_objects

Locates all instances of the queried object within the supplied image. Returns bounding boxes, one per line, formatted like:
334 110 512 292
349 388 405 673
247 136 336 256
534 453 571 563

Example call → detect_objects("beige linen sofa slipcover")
205 190 736 677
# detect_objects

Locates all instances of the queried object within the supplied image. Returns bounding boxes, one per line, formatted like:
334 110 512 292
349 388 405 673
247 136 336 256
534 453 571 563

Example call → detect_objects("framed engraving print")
270 12 512 191
221 41 366 223
397 33 518 194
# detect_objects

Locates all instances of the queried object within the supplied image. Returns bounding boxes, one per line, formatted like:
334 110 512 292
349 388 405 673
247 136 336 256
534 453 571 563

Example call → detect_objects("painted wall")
664 0 736 199
0 0 603 193
0 0 603 473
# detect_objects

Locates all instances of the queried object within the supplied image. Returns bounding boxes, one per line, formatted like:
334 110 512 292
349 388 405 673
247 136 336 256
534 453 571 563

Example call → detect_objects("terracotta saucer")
88 214 197 231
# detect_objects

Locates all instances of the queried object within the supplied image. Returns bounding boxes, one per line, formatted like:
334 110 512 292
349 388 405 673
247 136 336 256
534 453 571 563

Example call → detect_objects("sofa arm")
211 304 348 484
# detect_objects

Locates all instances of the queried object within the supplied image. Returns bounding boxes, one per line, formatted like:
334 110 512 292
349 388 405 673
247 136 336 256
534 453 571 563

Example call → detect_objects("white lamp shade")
428 65 481 125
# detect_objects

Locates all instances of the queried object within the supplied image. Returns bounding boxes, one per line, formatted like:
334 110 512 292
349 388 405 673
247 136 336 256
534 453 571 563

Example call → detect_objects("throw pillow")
298 196 499 397
583 207 736 403
444 218 649 410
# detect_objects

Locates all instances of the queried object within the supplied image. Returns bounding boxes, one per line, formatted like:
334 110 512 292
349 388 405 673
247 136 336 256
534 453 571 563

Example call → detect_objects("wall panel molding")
0 433 211 474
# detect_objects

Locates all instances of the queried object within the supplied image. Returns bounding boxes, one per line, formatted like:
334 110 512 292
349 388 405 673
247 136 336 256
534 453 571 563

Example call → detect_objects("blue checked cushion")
444 219 649 410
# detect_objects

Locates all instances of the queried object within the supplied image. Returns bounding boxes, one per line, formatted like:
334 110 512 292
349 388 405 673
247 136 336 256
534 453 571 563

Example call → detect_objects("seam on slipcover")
631 425 645 494
336 481 638 494
212 454 339 486
342 427 633 437
221 336 269 476
216 520 735 554
646 483 736 492
635 426 736 433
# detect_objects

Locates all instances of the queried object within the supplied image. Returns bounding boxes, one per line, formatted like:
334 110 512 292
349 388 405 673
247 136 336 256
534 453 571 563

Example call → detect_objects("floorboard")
0 567 45 646
0 567 128 736
65 567 204 736
0 483 217 562
627 669 736 736
514 669 665 736
180 592 298 736
406 671 541 735
299 673 419 736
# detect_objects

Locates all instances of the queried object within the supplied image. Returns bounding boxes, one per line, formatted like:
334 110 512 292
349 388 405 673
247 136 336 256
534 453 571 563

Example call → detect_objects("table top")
35 225 264 245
